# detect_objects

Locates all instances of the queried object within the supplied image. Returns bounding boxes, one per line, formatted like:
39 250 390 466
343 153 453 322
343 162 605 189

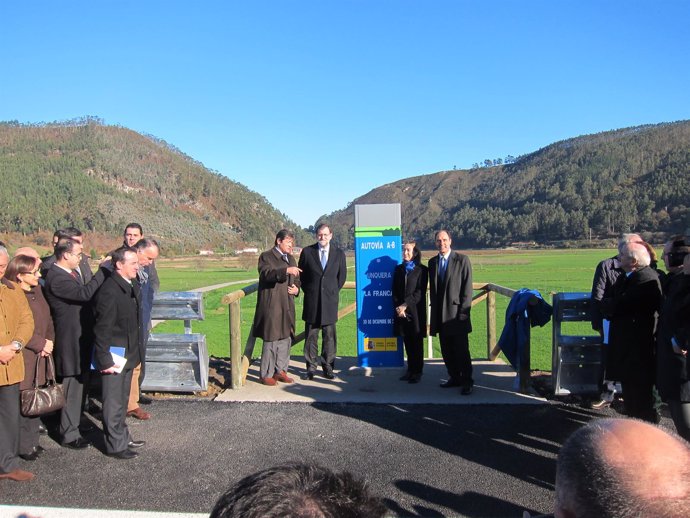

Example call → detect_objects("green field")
153 248 661 372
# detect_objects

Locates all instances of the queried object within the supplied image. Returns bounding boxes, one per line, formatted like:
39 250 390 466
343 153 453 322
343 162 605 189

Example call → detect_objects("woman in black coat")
3 254 55 461
392 241 428 383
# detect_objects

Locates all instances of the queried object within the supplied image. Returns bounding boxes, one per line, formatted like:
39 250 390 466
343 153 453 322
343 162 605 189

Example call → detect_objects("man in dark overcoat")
92 247 145 459
43 238 105 449
252 230 301 385
601 241 662 423
428 230 474 394
298 224 347 380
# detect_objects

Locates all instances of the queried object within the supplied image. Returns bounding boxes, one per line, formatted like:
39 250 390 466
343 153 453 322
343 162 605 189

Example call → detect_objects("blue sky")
1 1 688 228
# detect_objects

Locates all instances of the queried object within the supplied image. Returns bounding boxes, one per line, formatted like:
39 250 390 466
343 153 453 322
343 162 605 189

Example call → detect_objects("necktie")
281 254 289 264
439 256 447 282
138 269 149 284
320 249 327 269
70 270 79 281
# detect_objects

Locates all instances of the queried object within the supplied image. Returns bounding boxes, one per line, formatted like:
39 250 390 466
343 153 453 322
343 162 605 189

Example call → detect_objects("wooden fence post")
229 300 242 390
486 290 496 359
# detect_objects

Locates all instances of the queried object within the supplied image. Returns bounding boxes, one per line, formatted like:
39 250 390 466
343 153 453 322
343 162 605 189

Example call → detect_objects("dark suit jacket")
428 251 473 336
298 243 347 326
93 273 142 371
392 263 428 336
44 264 105 377
252 248 301 342
41 254 93 284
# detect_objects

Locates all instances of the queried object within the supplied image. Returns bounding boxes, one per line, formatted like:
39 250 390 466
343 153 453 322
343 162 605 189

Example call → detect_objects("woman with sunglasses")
3 253 55 461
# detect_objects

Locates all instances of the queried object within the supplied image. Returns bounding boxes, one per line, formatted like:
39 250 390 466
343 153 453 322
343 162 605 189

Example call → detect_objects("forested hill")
0 119 309 252
326 121 690 249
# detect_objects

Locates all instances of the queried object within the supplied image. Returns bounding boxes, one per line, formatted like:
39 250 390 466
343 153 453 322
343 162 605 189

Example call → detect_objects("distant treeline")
326 121 690 249
0 120 310 252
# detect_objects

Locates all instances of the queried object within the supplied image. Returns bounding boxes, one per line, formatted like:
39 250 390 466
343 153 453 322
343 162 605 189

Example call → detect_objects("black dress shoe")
19 451 40 461
323 371 335 380
108 449 139 460
461 383 474 396
38 424 48 435
127 440 146 449
440 379 461 388
138 395 153 405
399 372 412 381
63 438 90 450
408 373 422 384
304 372 314 380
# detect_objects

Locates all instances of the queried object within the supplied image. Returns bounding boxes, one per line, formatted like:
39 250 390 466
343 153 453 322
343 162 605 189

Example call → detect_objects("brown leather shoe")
273 371 294 384
260 377 277 386
0 469 35 481
127 407 151 420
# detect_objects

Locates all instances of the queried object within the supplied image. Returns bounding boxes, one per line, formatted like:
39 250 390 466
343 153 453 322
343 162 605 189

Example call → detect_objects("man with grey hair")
554 418 690 518
600 241 662 422
590 233 642 409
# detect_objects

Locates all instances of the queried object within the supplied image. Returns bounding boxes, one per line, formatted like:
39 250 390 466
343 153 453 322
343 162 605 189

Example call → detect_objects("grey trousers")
59 375 85 444
260 338 291 379
0 383 20 474
101 368 134 454
19 414 41 455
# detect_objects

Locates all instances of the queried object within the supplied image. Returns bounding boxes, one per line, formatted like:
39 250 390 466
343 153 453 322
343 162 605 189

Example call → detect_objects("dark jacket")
657 273 690 401
92 273 142 371
44 264 105 377
252 248 301 342
392 263 428 337
19 285 55 390
601 266 662 383
428 251 473 336
41 253 93 284
298 243 347 326
590 256 624 332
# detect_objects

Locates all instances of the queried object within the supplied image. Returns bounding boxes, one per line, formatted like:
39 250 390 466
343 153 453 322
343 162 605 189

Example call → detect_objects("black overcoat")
44 264 105 377
392 263 428 337
252 248 301 342
92 273 142 371
298 243 347 326
601 266 662 383
428 252 473 336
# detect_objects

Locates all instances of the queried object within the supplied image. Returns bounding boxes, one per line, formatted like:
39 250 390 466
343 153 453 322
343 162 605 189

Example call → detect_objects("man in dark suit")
125 238 160 420
298 223 347 380
428 230 474 395
92 247 145 459
41 227 94 283
44 238 105 449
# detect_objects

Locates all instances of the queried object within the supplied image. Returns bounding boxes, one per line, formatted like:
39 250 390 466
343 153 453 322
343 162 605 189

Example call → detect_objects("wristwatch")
10 340 23 352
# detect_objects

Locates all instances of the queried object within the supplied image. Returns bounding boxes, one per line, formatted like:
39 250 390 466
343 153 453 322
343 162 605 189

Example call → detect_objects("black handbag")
20 354 65 417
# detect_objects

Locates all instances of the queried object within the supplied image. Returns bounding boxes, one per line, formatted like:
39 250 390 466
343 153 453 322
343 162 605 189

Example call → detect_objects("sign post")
354 203 403 367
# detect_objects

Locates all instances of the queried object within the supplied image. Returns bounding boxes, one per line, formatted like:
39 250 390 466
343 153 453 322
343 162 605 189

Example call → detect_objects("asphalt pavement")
0 357 677 518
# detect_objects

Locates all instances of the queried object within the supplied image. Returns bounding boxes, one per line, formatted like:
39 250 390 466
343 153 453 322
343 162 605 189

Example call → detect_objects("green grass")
153 248 662 371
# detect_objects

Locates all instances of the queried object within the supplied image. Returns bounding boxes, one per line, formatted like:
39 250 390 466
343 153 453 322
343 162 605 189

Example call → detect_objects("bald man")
555 418 690 517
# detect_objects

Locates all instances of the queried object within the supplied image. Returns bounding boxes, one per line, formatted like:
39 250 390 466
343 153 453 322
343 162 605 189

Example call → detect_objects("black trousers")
0 383 20 474
439 331 472 384
621 380 656 423
401 325 424 375
101 368 134 454
59 375 85 444
304 323 336 374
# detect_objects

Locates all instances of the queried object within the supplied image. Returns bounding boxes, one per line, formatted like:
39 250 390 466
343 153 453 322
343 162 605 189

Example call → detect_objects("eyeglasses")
20 270 40 277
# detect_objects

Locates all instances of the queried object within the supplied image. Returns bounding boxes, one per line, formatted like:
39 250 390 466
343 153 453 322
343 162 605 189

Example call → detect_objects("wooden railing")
222 281 523 391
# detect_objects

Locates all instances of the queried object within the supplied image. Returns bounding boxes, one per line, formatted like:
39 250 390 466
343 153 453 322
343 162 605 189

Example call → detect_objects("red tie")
70 270 79 280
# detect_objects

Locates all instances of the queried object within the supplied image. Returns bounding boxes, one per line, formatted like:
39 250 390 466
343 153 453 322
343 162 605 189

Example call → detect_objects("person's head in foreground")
555 418 690 518
210 462 388 518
